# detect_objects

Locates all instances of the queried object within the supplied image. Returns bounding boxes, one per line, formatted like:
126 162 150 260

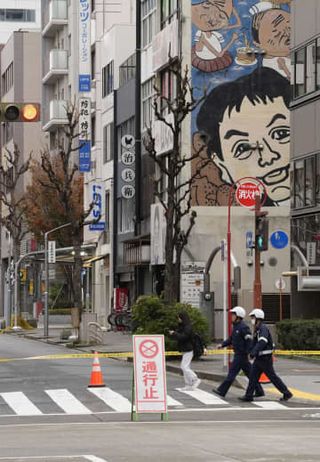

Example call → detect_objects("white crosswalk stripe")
252 401 288 410
45 389 92 414
1 392 43 416
166 395 183 407
176 388 229 405
88 387 132 412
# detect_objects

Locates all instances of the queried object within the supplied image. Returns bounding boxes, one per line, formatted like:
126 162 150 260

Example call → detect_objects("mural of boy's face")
192 0 233 31
257 9 290 57
214 96 290 203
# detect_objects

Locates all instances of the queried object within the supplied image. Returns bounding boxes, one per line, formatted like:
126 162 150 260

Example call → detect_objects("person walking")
213 306 264 398
169 311 201 391
239 308 293 402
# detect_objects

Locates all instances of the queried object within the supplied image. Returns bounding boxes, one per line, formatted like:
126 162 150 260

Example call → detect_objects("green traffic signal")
255 214 269 252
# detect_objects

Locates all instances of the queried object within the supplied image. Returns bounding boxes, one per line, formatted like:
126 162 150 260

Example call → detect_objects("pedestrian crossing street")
0 386 299 417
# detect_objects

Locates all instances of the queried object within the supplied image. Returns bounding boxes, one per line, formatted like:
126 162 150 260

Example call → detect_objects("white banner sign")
79 0 91 92
133 335 167 413
48 240 56 264
79 97 91 140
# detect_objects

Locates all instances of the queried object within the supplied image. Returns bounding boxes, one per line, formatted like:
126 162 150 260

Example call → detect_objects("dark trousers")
245 355 290 398
218 354 264 397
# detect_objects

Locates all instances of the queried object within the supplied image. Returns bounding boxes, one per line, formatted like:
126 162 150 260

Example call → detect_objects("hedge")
276 319 320 350
132 295 209 351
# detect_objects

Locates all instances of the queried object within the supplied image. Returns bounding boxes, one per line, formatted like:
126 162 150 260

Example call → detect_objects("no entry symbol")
139 339 159 359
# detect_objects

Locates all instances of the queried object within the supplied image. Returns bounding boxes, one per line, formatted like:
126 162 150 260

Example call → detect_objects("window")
0 9 35 22
161 0 178 28
294 160 305 208
292 214 320 266
305 156 315 206
294 48 305 98
102 61 114 97
91 47 96 80
142 0 156 47
103 123 114 163
119 54 136 87
142 78 154 128
293 38 319 99
317 38 320 90
1 62 13 96
306 42 316 94
117 198 135 233
160 68 176 112
317 154 320 206
293 156 318 209
91 116 96 147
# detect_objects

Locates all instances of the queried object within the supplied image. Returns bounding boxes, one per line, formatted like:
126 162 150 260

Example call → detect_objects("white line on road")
45 389 92 415
166 395 183 407
0 456 108 461
176 388 229 405
0 392 43 416
253 401 288 410
88 387 131 412
85 456 108 462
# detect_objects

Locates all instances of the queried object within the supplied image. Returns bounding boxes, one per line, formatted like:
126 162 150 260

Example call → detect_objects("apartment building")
290 0 320 317
0 0 41 44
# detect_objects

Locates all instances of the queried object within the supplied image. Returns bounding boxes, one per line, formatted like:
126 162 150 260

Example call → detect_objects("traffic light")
0 103 40 122
255 214 269 251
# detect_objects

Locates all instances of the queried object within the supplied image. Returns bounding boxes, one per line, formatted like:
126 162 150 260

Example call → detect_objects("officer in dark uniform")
213 306 264 398
239 309 293 402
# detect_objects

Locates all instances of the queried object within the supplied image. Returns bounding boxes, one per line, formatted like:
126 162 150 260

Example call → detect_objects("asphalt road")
0 334 319 461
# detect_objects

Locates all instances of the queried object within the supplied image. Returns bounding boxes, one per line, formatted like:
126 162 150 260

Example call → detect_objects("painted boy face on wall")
215 96 290 203
192 0 233 31
257 9 290 57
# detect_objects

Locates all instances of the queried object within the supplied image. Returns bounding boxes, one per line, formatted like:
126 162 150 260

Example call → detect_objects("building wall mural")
191 0 291 206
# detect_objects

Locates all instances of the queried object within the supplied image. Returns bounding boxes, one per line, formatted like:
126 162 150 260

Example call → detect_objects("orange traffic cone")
88 352 105 388
259 372 270 384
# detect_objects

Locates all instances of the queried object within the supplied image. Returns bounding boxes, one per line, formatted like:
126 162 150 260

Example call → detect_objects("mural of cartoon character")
192 0 241 73
250 1 291 79
192 68 290 206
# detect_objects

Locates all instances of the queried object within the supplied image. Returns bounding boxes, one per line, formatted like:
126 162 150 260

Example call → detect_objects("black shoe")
212 388 225 397
279 391 293 402
238 396 253 402
254 391 265 398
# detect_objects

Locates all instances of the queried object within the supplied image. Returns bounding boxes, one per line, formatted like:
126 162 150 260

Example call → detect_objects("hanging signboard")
133 335 167 413
78 0 91 92
89 182 106 231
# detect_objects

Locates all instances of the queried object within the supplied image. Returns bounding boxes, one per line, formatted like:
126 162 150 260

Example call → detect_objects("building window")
160 68 176 112
161 0 178 28
119 54 136 87
293 38 319 99
91 115 96 147
292 214 320 266
0 9 35 22
293 156 318 209
1 62 13 96
294 48 305 98
306 42 316 94
142 0 156 48
316 155 320 206
91 47 96 80
305 156 315 206
102 61 114 97
142 78 154 129
103 123 114 163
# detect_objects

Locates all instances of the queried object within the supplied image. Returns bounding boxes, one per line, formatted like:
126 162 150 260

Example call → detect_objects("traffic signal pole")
253 195 262 308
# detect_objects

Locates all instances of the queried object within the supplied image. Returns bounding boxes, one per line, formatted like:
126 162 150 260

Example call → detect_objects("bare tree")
144 56 211 303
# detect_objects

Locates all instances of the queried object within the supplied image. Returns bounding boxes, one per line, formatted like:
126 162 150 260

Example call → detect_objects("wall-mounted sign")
79 141 91 172
121 184 135 199
89 182 105 231
121 134 135 149
121 168 135 183
270 231 289 250
119 133 136 199
79 98 91 140
79 0 91 92
121 151 135 165
48 240 56 264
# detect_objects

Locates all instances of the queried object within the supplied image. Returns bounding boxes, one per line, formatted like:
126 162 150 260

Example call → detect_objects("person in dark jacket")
213 306 265 398
169 311 201 391
239 308 293 402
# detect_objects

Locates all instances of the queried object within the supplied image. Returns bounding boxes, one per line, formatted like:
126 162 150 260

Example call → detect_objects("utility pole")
253 195 269 308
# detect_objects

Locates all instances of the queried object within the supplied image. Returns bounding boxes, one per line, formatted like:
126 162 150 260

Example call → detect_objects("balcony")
43 100 68 132
43 49 68 85
42 0 68 37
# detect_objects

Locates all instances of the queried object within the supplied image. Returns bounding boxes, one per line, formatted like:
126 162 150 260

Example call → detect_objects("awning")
83 254 109 268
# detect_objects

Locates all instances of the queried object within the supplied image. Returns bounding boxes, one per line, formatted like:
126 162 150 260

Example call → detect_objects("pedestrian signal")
255 214 269 252
0 103 40 122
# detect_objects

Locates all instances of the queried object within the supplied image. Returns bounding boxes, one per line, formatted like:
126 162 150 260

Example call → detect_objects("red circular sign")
236 182 261 208
139 339 159 359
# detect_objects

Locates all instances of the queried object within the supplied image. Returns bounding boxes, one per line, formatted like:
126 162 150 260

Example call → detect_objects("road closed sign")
133 335 167 413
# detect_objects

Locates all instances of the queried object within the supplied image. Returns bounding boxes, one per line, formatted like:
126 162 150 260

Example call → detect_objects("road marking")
85 456 108 462
166 395 183 407
268 387 320 402
88 387 131 412
176 388 228 405
0 392 42 416
0 456 108 461
253 401 287 410
45 389 92 415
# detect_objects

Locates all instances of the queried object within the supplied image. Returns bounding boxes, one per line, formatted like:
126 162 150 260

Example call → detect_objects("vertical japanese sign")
48 241 56 264
79 0 91 92
89 182 106 231
133 335 167 413
119 134 136 200
79 97 91 172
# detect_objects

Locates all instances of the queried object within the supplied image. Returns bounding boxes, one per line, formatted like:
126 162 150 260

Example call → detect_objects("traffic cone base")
259 372 270 384
88 352 105 388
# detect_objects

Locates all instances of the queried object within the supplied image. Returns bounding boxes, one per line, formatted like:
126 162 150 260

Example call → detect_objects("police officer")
239 309 293 402
213 306 264 398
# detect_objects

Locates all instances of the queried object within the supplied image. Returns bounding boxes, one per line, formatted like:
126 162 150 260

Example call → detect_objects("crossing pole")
253 195 262 309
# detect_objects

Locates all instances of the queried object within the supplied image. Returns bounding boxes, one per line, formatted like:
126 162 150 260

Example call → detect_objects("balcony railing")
43 0 68 37
43 99 68 132
43 49 68 85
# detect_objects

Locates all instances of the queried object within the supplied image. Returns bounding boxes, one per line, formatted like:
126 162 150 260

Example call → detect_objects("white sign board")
307 242 316 265
79 97 91 140
48 240 56 264
180 270 204 308
78 0 91 92
275 277 286 290
133 335 167 413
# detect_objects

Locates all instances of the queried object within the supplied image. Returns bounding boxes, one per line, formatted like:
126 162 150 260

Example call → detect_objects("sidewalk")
18 328 320 401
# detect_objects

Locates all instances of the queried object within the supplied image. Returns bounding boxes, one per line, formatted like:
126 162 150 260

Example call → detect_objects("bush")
48 308 72 316
132 295 209 351
276 319 320 350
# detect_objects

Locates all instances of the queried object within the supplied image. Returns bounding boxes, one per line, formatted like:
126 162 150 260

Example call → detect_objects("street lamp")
44 222 71 338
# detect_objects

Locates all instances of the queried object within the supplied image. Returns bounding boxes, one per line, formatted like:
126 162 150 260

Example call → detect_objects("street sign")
48 241 56 264
121 134 135 149
133 335 167 413
307 242 316 265
236 182 261 208
275 277 286 290
270 231 288 250
246 231 253 249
